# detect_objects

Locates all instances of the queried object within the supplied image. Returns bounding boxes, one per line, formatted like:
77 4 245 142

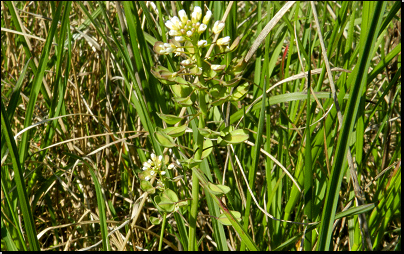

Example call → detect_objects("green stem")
188 41 207 251
158 212 167 251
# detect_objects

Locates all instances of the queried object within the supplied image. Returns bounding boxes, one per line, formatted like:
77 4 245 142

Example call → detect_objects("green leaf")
179 158 203 168
173 96 194 106
217 211 242 226
223 129 249 144
201 139 213 159
229 83 250 101
155 130 176 147
140 180 156 194
198 127 221 139
163 124 188 137
150 216 161 225
156 112 183 125
207 182 231 196
155 189 179 213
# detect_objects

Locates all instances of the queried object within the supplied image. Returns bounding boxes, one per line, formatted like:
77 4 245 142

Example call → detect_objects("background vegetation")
1 1 401 251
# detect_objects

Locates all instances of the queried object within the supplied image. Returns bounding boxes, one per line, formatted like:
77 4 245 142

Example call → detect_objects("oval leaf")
201 139 213 159
154 195 175 213
223 129 249 144
140 180 155 194
155 130 176 147
160 189 179 203
208 182 231 195
163 124 188 137
229 83 249 101
198 127 221 139
150 216 161 225
156 112 183 125
217 211 242 226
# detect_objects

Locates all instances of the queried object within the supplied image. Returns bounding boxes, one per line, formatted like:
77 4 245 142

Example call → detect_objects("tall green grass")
1 1 401 251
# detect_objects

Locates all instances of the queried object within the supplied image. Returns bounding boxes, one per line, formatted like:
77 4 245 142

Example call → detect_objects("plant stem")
158 212 167 251
188 42 207 251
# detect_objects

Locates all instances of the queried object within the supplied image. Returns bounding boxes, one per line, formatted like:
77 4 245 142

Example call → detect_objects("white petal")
198 24 207 33
212 21 225 34
191 6 202 23
198 40 207 47
203 10 212 24
178 10 188 23
165 20 175 30
217 36 231 46
175 36 185 42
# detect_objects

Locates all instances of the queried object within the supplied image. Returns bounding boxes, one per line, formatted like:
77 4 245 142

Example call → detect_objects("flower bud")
171 16 182 30
217 36 231 46
211 64 226 71
191 6 202 23
178 9 188 23
198 23 207 33
164 43 175 53
181 59 192 66
169 29 181 36
165 20 175 30
153 42 167 55
203 10 212 24
212 21 225 34
197 40 207 47
175 36 185 42
186 30 193 37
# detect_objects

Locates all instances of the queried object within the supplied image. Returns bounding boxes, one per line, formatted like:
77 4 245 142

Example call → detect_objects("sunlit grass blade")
1 99 40 251
317 2 387 250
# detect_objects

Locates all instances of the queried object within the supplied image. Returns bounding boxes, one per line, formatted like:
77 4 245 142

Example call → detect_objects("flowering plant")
148 5 252 250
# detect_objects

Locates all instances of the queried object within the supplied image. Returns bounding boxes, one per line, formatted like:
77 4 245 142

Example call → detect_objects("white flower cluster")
142 153 175 181
153 6 232 74
165 6 214 42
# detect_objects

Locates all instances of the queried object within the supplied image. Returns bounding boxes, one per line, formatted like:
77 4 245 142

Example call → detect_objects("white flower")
203 10 212 24
164 43 175 53
143 161 151 168
154 44 166 54
175 36 185 42
161 171 166 175
169 29 181 36
186 30 193 37
178 10 188 23
211 64 226 71
197 40 207 47
198 24 207 33
181 59 192 66
217 36 231 46
171 16 182 30
212 21 225 34
145 176 151 181
151 153 156 161
165 20 175 30
191 6 202 23
150 170 155 176
168 163 175 170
